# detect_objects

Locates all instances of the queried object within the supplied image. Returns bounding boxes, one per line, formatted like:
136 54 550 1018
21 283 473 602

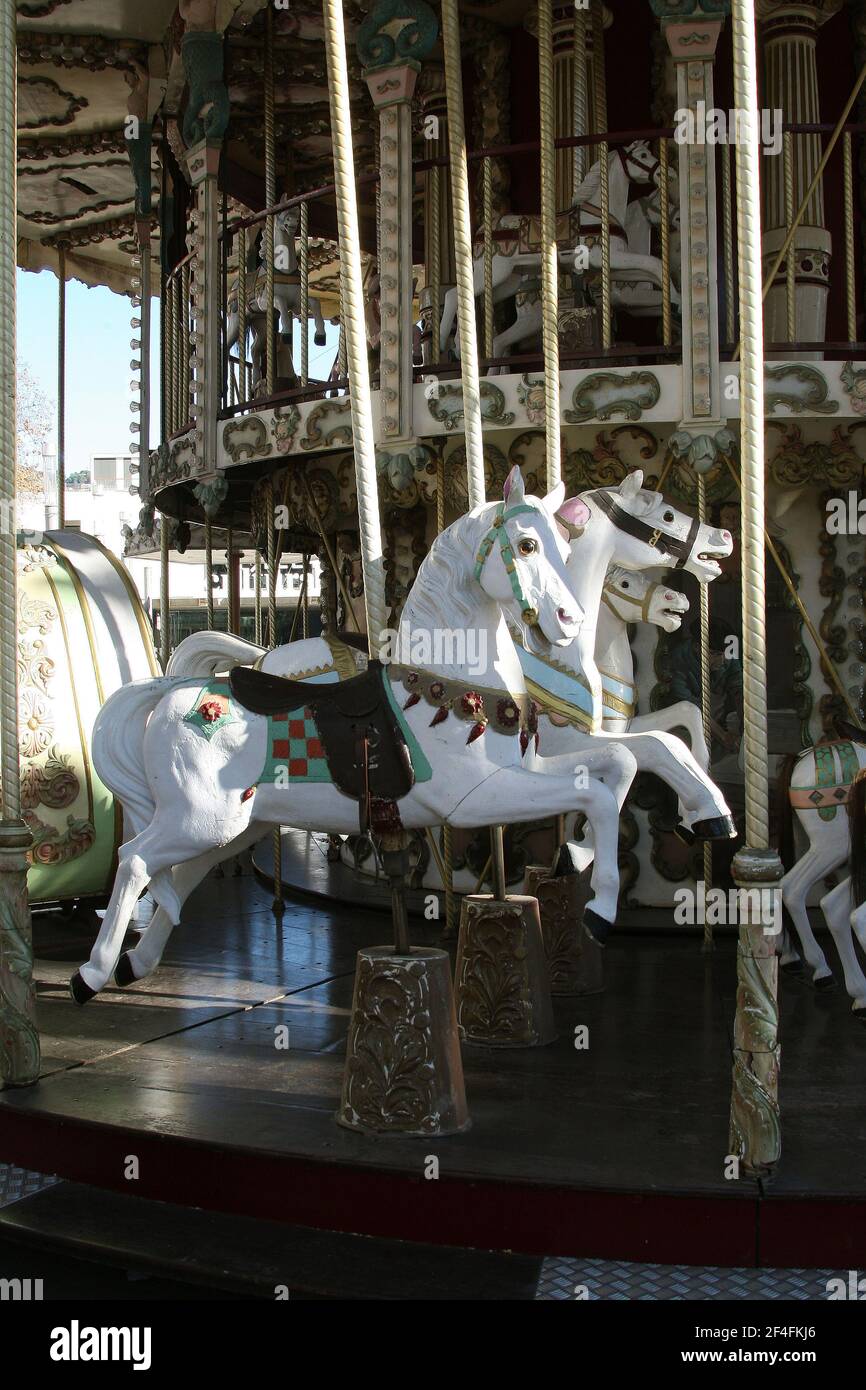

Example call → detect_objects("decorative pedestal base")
524 865 605 997
454 894 556 1048
337 945 469 1136
0 820 40 1088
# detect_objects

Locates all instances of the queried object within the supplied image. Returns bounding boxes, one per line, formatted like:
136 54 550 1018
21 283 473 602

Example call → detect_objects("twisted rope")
160 517 170 670
697 474 713 948
429 162 441 357
732 2 769 853
783 130 795 344
300 200 309 386
844 131 857 343
237 223 247 401
572 7 587 189
205 517 214 631
441 0 485 510
57 246 66 527
538 0 561 491
482 157 494 360
323 0 387 645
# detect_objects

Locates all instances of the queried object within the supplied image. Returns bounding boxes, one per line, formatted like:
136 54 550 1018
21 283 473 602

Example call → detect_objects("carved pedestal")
524 865 604 997
454 894 556 1047
0 821 40 1088
338 945 469 1136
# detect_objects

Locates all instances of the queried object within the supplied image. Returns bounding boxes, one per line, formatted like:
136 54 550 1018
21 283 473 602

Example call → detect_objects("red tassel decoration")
520 730 529 756
403 692 421 710
466 721 487 745
241 787 255 803
429 705 450 727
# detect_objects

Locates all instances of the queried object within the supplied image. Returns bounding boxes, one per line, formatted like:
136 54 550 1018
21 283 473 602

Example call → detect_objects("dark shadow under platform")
1 852 864 1269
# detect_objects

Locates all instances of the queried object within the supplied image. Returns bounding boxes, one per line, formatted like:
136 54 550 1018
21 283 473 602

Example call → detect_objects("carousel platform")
0 844 864 1272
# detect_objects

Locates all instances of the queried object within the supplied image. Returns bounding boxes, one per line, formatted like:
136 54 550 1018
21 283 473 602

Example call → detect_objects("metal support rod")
599 138 611 350
783 130 796 345
572 6 588 189
264 5 276 397
57 245 66 526
254 550 262 645
237 223 248 401
697 474 713 949
301 470 361 631
491 824 507 903
159 515 170 669
482 157 494 360
300 200 309 386
538 0 561 490
267 479 283 915
843 131 857 344
728 0 781 1179
430 162 441 363
721 144 735 346
226 526 237 635
659 137 671 349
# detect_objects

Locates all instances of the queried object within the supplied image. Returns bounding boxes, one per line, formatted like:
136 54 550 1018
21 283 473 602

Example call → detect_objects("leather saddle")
229 659 414 833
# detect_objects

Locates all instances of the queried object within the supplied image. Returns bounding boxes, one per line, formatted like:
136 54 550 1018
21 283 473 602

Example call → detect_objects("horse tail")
776 751 799 872
167 631 266 678
848 768 866 909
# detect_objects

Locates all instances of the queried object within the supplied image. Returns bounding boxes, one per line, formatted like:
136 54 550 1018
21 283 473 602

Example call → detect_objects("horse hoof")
583 908 611 948
673 822 695 847
781 958 804 977
690 815 737 841
813 974 837 993
69 971 96 1006
314 332 326 347
114 952 137 988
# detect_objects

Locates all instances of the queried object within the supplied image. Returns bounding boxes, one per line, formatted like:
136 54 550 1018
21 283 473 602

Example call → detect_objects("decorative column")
653 1 736 474
123 59 154 506
525 3 612 210
0 0 40 1088
757 1 842 352
358 3 438 441
179 1 229 486
729 0 783 1178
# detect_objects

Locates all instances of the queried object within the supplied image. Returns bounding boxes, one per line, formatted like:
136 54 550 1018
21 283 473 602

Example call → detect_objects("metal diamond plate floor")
535 1257 843 1301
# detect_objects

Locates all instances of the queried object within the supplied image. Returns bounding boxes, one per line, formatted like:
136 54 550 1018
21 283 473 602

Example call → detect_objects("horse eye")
622 581 629 589
663 510 675 522
518 538 537 556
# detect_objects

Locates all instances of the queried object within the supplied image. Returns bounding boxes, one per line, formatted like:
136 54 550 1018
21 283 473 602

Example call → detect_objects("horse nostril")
557 606 575 625
665 592 674 600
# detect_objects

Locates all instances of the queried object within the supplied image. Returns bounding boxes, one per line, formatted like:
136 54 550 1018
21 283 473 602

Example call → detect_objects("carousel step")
0 1180 542 1301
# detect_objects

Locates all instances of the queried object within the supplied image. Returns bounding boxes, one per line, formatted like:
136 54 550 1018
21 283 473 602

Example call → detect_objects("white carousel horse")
775 734 866 991
595 565 706 761
509 473 734 892
74 469 634 1002
810 767 866 1016
439 139 680 360
226 206 328 388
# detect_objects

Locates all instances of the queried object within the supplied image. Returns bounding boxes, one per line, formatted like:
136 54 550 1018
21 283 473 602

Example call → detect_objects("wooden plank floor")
1 843 865 1265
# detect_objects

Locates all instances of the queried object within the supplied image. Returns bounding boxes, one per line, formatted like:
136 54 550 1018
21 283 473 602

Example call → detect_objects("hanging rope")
538 0 561 491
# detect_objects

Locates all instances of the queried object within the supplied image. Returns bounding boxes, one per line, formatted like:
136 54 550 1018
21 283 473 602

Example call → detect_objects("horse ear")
557 496 591 530
541 481 565 515
620 470 644 500
503 465 525 505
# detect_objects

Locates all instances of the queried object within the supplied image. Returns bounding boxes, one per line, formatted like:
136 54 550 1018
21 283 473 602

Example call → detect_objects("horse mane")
399 506 493 641
849 768 866 908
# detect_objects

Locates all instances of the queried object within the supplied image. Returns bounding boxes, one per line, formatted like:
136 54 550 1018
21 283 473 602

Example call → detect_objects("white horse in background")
226 206 328 388
75 469 638 1002
811 767 866 1016
439 139 680 361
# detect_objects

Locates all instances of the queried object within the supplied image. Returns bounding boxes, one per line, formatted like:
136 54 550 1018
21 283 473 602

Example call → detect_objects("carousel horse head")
471 466 583 648
620 139 660 188
603 565 690 634
573 471 733 584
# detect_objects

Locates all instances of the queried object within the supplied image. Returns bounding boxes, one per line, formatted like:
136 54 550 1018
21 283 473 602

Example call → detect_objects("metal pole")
729 0 782 1179
159 517 170 669
538 0 561 490
264 5 276 397
57 245 66 527
697 474 712 950
0 0 40 1086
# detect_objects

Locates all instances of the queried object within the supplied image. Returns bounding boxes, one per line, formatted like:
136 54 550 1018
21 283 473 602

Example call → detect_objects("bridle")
474 502 549 627
590 489 702 569
619 142 660 183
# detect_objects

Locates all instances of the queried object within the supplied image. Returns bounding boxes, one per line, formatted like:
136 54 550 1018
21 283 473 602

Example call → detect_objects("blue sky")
17 267 161 475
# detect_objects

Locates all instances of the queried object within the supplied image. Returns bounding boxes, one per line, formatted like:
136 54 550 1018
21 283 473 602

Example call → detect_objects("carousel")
1 0 866 1284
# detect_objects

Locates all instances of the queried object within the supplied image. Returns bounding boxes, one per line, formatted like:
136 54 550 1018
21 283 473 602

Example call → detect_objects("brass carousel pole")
538 0 561 491
267 480 283 918
328 0 467 1135
697 473 713 952
728 0 782 1178
0 0 40 1086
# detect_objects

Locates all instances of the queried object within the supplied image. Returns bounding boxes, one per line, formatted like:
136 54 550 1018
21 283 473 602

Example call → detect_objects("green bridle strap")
474 501 544 626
